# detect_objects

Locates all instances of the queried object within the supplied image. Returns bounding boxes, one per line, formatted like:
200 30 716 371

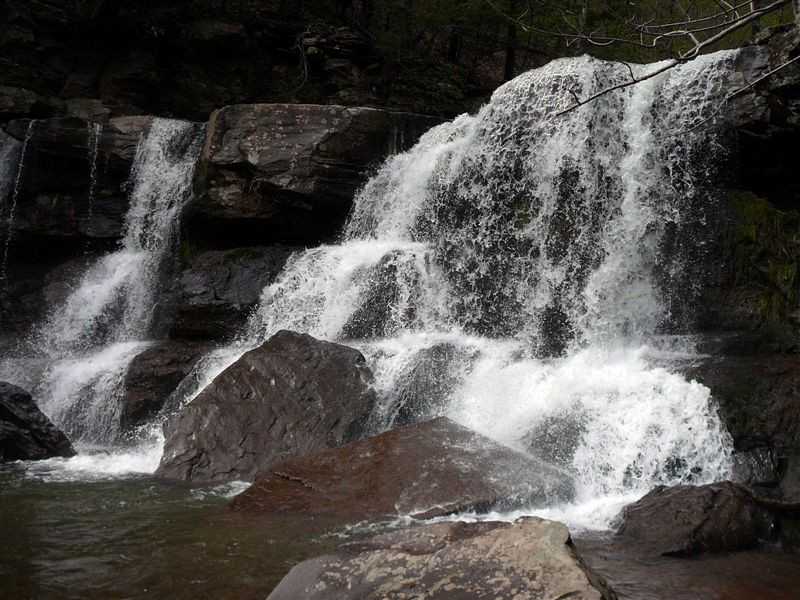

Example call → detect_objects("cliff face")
0 0 500 122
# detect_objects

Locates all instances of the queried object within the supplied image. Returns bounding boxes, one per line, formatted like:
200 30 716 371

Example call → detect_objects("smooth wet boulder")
615 482 772 556
156 330 375 482
268 517 617 600
231 417 573 522
185 103 440 247
170 246 297 339
0 382 75 461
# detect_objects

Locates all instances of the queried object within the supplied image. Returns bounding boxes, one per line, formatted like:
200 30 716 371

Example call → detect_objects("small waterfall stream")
180 52 738 529
1 122 34 282
7 118 203 447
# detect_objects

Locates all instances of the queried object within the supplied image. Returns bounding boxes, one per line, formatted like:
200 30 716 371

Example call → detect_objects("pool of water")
3 460 800 600
0 463 348 600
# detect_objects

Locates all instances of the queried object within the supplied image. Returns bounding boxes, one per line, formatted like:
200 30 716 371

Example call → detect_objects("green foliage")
727 189 800 322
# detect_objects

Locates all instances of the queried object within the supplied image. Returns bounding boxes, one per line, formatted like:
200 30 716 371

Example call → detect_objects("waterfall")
18 118 204 444
180 52 738 528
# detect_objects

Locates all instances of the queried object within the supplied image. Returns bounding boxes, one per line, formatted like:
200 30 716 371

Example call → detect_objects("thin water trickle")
1 121 34 282
84 122 102 231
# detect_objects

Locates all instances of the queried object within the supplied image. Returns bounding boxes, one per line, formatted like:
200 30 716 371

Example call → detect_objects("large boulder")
615 482 772 556
230 417 573 522
268 517 617 600
156 330 375 482
184 103 440 247
170 246 297 339
0 382 75 461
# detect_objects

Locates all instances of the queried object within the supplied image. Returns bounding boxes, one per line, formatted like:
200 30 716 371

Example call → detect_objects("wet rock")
615 482 772 556
120 340 216 432
268 517 617 600
0 382 75 461
185 103 440 247
0 86 38 120
4 115 153 242
230 417 573 522
156 330 375 482
685 354 800 455
171 246 297 339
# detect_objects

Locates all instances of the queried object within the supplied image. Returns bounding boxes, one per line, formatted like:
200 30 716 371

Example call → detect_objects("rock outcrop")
268 517 617 600
615 482 772 556
231 417 573 522
4 115 152 243
185 103 440 247
156 330 375 482
0 382 75 461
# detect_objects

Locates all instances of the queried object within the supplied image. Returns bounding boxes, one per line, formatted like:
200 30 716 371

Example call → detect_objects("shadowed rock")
156 330 375 483
171 246 297 339
185 103 440 247
0 382 75 461
615 481 772 556
231 417 574 522
121 339 216 432
268 517 617 600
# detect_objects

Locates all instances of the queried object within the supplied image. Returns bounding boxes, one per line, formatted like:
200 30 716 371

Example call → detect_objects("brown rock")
231 417 574 522
615 481 772 556
185 103 441 247
156 330 375 482
268 517 617 600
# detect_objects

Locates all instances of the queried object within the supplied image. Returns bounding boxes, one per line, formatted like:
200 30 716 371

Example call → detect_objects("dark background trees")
0 0 796 120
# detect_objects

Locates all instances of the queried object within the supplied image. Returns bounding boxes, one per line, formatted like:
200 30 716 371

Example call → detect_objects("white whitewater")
182 52 738 529
15 118 203 453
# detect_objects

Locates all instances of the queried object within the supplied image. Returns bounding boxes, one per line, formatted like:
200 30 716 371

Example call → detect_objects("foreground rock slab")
0 382 75 461
615 481 772 556
231 417 573 522
156 331 375 482
268 517 617 600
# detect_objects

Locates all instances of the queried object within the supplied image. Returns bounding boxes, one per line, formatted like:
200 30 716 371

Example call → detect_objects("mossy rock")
725 188 800 324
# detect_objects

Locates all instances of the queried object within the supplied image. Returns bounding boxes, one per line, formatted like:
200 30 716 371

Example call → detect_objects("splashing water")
182 52 738 528
10 119 204 444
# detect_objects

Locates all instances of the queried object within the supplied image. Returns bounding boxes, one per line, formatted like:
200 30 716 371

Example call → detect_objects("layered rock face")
1 100 435 425
156 331 375 482
268 517 617 600
185 104 440 247
231 417 574 522
0 382 75 461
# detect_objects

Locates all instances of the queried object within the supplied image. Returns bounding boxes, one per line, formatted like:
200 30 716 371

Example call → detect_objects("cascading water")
180 51 738 529
12 118 203 449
